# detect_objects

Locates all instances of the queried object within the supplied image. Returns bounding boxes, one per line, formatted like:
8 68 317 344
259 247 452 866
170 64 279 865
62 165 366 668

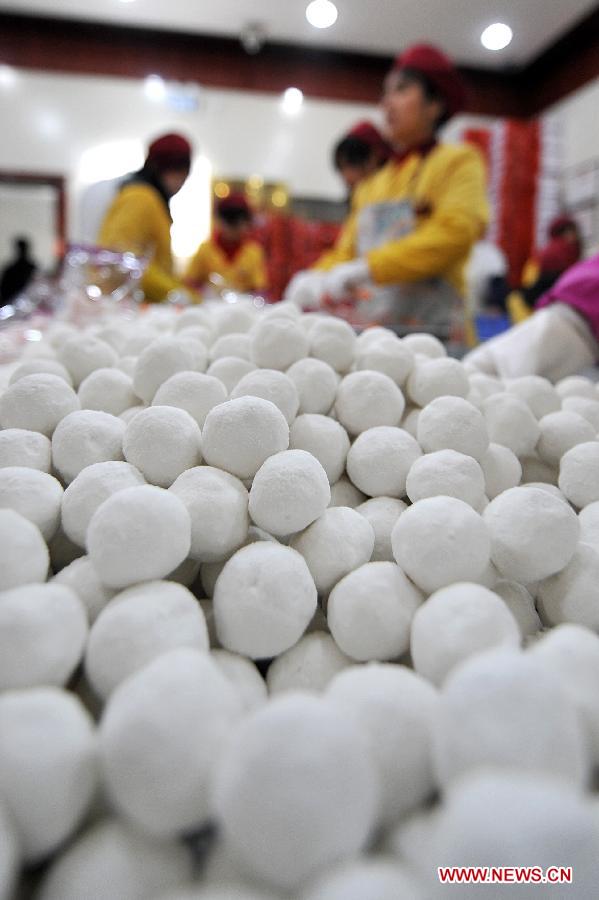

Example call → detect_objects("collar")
390 138 438 165
213 230 242 261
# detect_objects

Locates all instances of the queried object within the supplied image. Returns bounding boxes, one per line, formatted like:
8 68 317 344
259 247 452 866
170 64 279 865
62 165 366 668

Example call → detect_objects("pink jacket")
537 253 599 341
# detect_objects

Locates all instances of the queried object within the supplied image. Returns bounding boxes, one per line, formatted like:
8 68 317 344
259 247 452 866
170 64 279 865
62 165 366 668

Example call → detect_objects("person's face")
561 226 579 245
338 157 379 192
218 216 250 242
382 70 443 147
161 168 189 198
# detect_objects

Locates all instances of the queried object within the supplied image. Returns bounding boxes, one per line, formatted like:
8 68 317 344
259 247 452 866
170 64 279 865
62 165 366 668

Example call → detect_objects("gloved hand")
321 258 371 302
283 270 327 310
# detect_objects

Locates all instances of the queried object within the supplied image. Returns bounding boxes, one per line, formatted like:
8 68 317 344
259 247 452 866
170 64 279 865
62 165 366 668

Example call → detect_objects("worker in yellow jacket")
184 194 268 295
285 44 488 340
98 132 197 303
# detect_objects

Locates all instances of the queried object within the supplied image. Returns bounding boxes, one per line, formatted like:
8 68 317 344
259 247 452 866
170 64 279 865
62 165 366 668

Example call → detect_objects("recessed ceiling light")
306 0 338 29
144 74 167 101
0 64 18 88
481 23 513 51
281 87 304 116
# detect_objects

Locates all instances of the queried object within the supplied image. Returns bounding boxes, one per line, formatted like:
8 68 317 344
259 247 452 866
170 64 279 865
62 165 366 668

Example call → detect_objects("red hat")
216 192 251 216
147 133 192 171
539 236 581 274
393 43 466 118
548 214 578 239
347 121 391 160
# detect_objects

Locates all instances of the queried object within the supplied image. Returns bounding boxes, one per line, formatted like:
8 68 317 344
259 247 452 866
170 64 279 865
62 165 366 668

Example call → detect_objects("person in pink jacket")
464 252 599 382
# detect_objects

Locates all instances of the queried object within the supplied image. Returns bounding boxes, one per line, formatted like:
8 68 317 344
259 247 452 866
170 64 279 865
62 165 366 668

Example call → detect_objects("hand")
321 259 371 302
283 270 327 310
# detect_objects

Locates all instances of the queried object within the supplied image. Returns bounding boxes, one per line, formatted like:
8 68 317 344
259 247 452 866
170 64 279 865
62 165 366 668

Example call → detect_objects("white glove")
321 259 371 301
283 270 327 310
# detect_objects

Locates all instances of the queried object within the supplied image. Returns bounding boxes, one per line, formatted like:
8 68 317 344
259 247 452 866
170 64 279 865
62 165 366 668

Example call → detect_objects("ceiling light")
281 87 304 116
481 23 513 51
0 64 18 89
144 74 167 101
306 0 338 29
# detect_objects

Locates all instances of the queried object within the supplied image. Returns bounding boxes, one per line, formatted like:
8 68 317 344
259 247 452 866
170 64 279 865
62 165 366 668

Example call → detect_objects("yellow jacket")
314 143 489 296
184 238 268 293
98 182 186 302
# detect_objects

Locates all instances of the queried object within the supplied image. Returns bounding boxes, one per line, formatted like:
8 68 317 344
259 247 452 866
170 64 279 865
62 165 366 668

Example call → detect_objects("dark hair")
217 205 251 228
397 67 450 129
15 237 30 255
333 136 375 171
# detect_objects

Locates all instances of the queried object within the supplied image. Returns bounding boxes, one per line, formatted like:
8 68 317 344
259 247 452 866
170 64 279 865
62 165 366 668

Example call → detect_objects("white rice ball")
214 543 317 658
77 368 139 416
199 525 277 598
152 371 227 427
483 393 540 457
329 664 438 826
37 818 192 900
212 692 378 892
123 406 202 488
483 486 579 582
402 333 446 358
206 357 258 393
0 427 51 472
467 372 503 408
202 397 289 480
0 509 49 589
301 859 423 900
52 556 115 623
559 441 599 508
87 485 191 589
86 581 209 699
250 317 309 370
562 395 599 431
249 450 330 536
0 687 97 862
133 337 198 403
406 357 469 407
401 406 420 438
169 466 249 562
556 375 597 400
0 373 80 436
335 371 405 436
356 497 407 561
346 427 421 498
355 325 397 348
210 333 252 362
286 358 338 415
328 561 423 661
410 582 520 686
537 543 599 631
328 477 367 509
266 632 352 695
309 318 357 373
61 460 145 548
354 338 414 386
406 450 485 508
505 375 560 418
9 357 73 386
100 649 242 836
0 466 63 540
537 410 595 467
493 579 541 638
230 369 299 424
0 582 87 690
212 649 268 713
290 414 350 483
174 307 214 333
213 303 257 337
0 801 19 900
391 497 490 594
479 442 522 499
52 410 125 484
433 648 588 787
417 396 489 461
579 500 599 547
290 507 375 596
58 336 117 388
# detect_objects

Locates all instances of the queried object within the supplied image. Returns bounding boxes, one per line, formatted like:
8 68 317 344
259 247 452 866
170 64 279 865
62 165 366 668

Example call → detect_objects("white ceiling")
0 0 597 68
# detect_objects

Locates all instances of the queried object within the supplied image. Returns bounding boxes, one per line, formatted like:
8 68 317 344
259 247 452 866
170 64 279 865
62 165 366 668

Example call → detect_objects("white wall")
547 75 599 170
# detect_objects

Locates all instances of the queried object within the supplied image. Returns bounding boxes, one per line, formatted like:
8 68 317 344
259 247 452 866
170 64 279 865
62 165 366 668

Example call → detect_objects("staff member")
333 121 391 194
286 44 489 338
98 132 196 303
184 193 268 294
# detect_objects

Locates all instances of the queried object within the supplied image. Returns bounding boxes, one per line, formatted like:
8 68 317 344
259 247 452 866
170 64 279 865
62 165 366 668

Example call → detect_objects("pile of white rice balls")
1 299 599 900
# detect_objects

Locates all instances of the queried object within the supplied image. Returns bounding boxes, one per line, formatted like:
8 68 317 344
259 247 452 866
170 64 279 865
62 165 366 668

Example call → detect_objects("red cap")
347 121 391 160
216 192 251 216
147 133 192 171
539 236 581 273
393 43 466 118
548 215 578 238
